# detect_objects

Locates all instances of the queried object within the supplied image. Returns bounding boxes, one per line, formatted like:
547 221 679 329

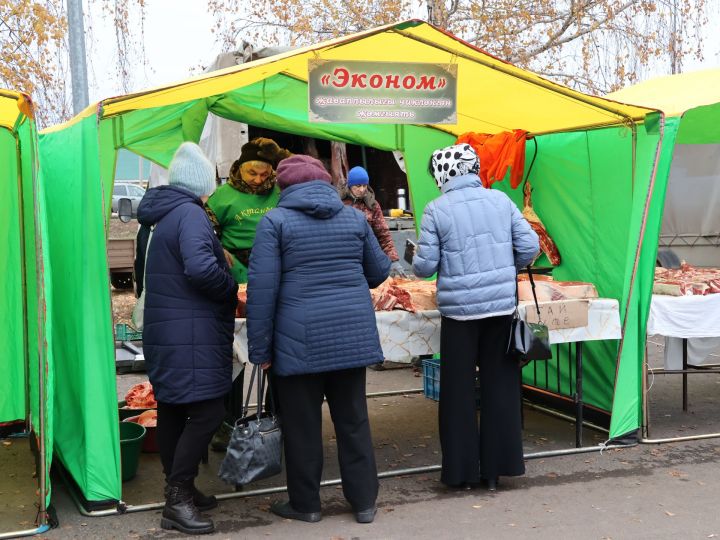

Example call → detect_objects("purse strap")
141 225 155 291
241 365 276 420
516 266 544 324
525 265 544 324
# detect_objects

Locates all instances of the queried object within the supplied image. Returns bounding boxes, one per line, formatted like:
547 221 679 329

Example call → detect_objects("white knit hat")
168 142 216 197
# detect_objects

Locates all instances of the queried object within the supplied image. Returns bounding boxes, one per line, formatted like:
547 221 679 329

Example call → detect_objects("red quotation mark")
320 74 331 86
438 78 446 88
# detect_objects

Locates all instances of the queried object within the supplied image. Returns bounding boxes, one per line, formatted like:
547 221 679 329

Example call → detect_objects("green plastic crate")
115 323 142 342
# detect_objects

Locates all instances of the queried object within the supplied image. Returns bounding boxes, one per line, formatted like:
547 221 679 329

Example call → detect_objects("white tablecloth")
233 298 620 363
648 294 720 368
648 294 720 338
233 311 441 364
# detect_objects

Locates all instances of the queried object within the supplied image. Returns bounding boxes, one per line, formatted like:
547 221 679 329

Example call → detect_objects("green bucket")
119 421 146 482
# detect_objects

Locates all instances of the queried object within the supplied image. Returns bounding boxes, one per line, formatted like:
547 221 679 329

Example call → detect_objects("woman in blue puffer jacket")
137 142 237 535
246 154 390 525
413 143 539 491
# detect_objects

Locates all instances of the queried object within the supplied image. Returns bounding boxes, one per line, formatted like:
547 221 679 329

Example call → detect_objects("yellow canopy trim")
94 20 653 136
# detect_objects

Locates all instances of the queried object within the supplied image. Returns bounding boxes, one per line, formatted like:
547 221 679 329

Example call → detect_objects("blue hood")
137 185 203 226
278 180 344 219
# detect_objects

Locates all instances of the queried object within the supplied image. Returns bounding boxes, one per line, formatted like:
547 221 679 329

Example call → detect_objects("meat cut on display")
370 278 437 312
124 381 157 409
654 263 720 296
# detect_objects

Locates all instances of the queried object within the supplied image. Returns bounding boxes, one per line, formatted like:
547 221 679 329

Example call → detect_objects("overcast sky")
84 0 720 104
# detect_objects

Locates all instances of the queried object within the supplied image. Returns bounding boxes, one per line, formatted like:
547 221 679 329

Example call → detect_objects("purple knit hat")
275 154 332 190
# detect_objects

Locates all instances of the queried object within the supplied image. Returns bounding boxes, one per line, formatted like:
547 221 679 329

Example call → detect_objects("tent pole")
28 123 48 526
640 433 720 444
642 346 650 439
65 444 633 517
15 135 31 435
0 525 51 539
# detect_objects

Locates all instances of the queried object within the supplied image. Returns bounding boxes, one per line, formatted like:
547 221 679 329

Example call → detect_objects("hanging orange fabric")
456 129 528 188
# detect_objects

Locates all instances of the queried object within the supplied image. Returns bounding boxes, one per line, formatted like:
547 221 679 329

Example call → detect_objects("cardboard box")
525 299 589 330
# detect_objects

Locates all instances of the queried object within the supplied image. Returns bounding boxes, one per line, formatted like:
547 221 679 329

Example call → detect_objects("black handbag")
218 365 283 486
508 266 552 367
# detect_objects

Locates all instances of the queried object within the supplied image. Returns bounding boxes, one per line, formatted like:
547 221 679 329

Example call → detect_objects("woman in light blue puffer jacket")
413 143 539 491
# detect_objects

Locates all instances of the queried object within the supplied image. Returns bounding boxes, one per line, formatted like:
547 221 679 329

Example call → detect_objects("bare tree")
209 0 710 95
0 0 147 127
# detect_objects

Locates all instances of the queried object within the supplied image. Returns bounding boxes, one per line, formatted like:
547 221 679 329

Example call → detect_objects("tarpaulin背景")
0 88 54 512
39 19 670 503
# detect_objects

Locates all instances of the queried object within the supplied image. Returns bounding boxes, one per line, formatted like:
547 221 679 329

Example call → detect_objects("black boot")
161 483 214 535
191 483 218 511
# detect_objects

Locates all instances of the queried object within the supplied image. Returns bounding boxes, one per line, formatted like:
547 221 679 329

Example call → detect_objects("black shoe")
484 477 498 492
368 362 385 371
355 505 377 524
191 484 218 512
270 500 321 523
210 422 233 452
161 484 214 535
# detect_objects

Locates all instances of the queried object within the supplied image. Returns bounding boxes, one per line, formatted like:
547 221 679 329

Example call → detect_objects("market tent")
608 69 720 267
0 89 53 527
39 19 674 505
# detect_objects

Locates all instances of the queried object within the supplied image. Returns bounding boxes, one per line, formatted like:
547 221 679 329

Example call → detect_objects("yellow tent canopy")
48 20 652 136
607 69 720 117
0 89 32 131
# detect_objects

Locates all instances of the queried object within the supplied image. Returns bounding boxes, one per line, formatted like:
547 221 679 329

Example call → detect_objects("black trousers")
157 397 226 486
274 367 378 513
439 315 525 486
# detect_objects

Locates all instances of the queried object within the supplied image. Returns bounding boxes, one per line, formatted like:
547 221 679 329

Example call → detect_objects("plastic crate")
422 358 441 401
422 357 481 407
115 323 143 342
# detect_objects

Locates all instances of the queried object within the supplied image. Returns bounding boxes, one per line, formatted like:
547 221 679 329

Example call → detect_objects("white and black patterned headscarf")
429 144 480 188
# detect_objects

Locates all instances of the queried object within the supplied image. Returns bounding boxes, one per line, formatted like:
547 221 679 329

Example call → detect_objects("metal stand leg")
682 338 688 412
520 375 525 430
575 342 584 448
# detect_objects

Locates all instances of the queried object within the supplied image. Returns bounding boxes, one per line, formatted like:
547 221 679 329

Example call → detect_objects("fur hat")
275 155 332 190
168 142 216 197
347 166 370 187
235 137 292 169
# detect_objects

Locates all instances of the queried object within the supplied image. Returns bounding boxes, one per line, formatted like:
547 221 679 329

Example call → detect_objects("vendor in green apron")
206 137 291 284
206 137 290 452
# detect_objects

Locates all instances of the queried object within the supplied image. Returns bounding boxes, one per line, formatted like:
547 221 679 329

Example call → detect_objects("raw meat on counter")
123 381 157 409
135 409 158 428
654 263 720 296
517 274 598 302
237 280 438 314
370 278 437 312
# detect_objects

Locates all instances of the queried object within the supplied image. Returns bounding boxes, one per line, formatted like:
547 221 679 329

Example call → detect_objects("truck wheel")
111 273 134 290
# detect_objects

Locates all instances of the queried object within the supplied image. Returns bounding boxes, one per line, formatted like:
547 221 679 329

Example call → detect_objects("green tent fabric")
39 116 120 503
0 126 26 424
0 89 54 513
38 22 671 504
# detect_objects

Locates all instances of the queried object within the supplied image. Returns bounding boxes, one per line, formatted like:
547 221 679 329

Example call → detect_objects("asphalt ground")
4 338 720 539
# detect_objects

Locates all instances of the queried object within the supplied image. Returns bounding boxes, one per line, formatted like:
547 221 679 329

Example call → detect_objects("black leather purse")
218 365 282 486
508 266 552 367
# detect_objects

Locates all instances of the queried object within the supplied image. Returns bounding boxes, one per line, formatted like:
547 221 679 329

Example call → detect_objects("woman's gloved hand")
389 261 407 278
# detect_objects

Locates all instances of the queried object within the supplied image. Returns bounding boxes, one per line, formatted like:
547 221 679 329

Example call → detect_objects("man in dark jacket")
137 142 238 535
246 154 391 525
